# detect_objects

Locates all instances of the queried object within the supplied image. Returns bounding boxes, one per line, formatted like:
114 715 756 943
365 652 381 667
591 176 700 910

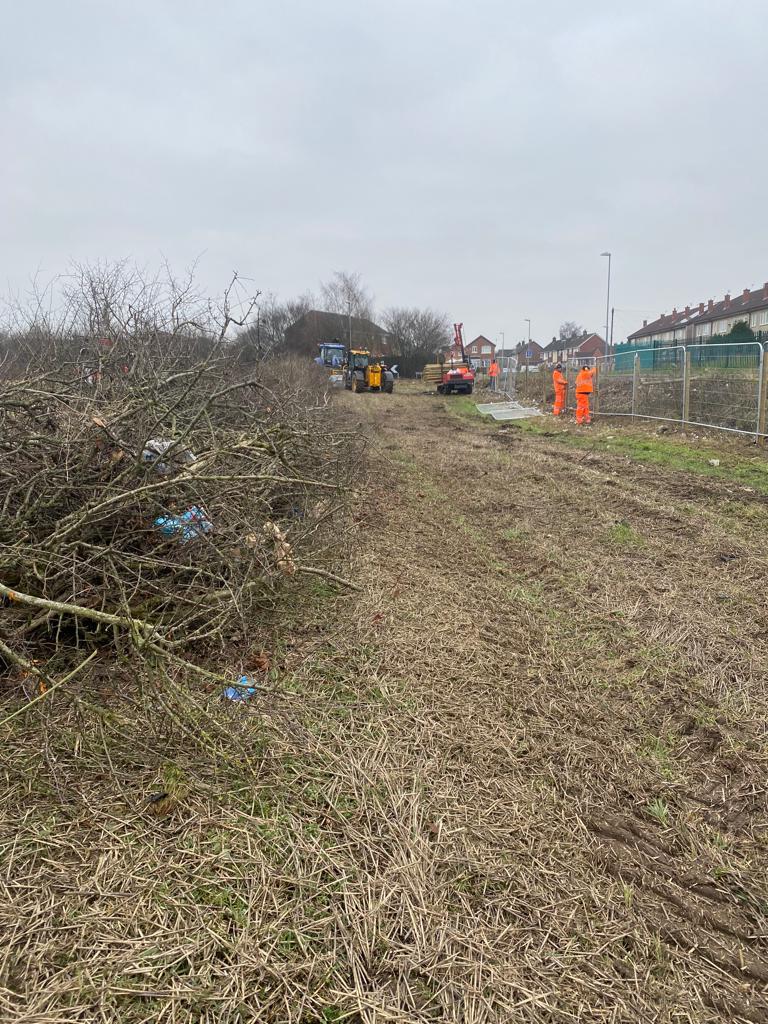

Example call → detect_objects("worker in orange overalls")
552 361 567 416
488 359 499 391
575 363 596 424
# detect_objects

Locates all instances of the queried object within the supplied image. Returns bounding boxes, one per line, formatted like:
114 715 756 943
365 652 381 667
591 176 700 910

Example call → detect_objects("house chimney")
684 305 690 316
763 282 768 300
672 307 678 316
699 302 704 314
743 287 750 300
708 299 714 311
724 293 731 308
643 319 647 327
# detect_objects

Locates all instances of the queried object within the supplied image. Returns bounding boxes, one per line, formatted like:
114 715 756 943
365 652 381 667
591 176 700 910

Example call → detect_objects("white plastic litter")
142 438 197 475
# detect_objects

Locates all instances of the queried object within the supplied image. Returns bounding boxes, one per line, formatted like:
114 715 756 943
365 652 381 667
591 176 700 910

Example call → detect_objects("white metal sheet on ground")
476 402 542 420
489 406 542 420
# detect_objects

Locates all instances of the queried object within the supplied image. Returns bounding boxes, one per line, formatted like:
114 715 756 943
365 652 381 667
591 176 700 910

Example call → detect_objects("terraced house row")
628 282 768 346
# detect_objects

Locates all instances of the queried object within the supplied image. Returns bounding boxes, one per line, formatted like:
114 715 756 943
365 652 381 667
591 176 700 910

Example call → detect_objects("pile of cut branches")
0 265 360 702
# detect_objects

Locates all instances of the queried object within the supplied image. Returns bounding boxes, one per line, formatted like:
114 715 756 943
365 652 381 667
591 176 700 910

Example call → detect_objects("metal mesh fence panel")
635 346 685 421
686 343 761 432
491 344 768 438
514 365 544 403
593 353 633 416
497 356 516 395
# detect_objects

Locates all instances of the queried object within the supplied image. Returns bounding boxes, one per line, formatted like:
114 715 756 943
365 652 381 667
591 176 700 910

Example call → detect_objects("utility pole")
610 307 615 357
524 319 531 381
601 252 612 352
347 300 353 352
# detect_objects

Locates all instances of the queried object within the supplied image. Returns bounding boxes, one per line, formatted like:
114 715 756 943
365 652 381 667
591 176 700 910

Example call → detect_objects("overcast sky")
2 0 766 346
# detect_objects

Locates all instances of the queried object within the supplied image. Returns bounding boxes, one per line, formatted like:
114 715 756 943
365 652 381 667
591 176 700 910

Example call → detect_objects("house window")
481 345 491 354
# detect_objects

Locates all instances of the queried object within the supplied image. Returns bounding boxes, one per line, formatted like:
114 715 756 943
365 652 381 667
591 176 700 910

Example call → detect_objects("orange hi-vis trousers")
553 385 567 415
575 391 592 424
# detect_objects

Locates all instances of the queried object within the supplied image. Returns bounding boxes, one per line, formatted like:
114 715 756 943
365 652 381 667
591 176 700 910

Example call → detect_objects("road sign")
526 349 533 358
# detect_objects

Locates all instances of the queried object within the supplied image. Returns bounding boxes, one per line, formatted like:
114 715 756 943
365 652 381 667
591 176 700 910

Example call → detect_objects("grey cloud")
2 0 766 346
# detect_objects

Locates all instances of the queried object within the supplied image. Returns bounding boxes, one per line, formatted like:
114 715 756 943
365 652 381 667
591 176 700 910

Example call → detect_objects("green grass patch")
507 580 546 608
640 735 677 781
647 797 671 827
447 397 768 493
607 521 643 546
562 430 768 493
447 395 484 420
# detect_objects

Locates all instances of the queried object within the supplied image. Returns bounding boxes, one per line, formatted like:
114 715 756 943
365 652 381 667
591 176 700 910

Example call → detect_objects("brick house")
444 334 496 369
514 340 545 366
575 333 607 359
544 332 606 364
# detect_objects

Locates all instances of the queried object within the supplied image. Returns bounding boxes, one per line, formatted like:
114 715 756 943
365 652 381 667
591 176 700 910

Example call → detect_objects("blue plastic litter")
224 675 257 702
154 506 212 542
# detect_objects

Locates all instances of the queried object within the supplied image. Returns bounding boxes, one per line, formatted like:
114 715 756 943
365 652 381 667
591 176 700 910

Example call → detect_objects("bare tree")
236 290 315 359
319 271 373 320
1 260 267 386
559 321 585 344
381 306 451 376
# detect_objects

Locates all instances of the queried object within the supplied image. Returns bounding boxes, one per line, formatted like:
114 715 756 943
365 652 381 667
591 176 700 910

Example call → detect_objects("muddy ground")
3 384 768 1023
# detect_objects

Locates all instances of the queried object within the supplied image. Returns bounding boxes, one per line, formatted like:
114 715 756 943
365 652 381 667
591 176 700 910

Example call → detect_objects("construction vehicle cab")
343 349 394 394
438 359 475 395
317 342 346 369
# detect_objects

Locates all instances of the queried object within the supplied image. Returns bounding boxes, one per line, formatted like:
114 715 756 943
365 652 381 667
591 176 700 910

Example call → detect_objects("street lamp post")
600 252 612 355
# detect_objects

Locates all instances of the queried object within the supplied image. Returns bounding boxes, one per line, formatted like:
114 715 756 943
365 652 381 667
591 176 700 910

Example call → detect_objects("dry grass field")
3 382 768 1022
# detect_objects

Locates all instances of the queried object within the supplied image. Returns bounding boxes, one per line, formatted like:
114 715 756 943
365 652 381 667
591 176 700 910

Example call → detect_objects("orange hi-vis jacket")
488 361 499 377
553 369 567 389
575 367 596 394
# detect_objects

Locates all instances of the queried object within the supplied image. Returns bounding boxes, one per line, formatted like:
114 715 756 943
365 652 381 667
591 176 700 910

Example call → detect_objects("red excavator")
437 323 475 395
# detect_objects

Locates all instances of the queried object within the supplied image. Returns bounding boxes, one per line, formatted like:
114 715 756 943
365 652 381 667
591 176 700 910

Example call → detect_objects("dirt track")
331 385 768 1021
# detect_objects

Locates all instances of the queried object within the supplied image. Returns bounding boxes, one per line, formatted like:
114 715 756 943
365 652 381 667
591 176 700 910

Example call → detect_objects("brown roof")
285 310 391 353
628 284 768 341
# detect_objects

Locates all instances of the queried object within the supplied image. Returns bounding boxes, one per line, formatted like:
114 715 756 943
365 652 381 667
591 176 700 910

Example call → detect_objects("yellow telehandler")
343 350 394 393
